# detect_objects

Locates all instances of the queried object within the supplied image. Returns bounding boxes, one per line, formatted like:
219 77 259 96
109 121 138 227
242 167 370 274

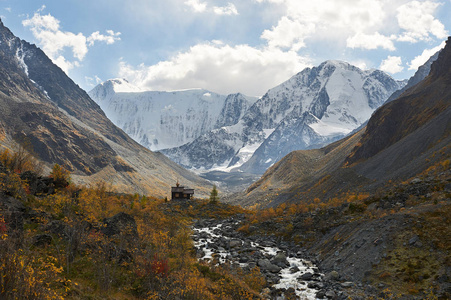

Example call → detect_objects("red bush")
150 254 169 278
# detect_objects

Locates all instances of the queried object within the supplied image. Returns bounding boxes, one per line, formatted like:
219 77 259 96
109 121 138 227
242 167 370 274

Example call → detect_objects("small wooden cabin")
171 181 194 200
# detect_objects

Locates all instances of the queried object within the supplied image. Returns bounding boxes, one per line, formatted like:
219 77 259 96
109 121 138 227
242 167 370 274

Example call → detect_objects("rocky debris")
32 234 53 247
325 271 340 281
102 212 138 241
20 171 55 195
408 235 423 248
258 259 281 273
44 220 68 236
0 193 25 233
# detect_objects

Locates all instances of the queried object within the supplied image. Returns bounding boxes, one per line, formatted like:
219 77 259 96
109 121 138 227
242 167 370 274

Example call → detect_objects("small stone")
341 282 354 288
290 266 300 273
325 270 339 281
325 290 336 299
308 282 324 289
271 251 288 266
229 239 242 248
300 272 313 280
409 235 419 245
316 290 326 299
411 178 422 184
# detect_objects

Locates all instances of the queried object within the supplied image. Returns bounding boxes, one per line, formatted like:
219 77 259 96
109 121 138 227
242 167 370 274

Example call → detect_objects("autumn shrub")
49 164 71 189
0 165 266 300
0 147 41 174
0 171 27 199
348 202 367 213
0 221 68 299
150 254 169 278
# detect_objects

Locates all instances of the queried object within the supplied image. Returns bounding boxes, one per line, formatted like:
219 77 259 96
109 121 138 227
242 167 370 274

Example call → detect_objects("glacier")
89 78 257 151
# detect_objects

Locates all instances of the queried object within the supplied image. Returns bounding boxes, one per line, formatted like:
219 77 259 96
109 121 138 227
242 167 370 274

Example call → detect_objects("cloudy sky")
1 0 450 96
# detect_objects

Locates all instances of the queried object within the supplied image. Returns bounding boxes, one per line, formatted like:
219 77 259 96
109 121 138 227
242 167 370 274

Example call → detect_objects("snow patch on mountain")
15 43 28 76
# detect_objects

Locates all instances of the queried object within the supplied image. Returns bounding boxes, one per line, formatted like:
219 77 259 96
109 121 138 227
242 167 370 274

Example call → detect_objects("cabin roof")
171 186 194 194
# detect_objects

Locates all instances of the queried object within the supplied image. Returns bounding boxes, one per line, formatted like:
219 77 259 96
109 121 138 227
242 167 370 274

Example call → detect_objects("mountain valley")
0 14 450 300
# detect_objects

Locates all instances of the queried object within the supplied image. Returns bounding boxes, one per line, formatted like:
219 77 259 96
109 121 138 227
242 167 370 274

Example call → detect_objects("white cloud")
213 3 238 15
409 41 446 70
118 42 311 96
261 16 314 51
22 9 120 74
5 7 11 12
254 0 448 51
397 1 448 42
349 60 369 70
184 0 207 12
379 56 403 74
347 32 396 51
85 75 104 88
87 30 121 46
254 0 399 52
185 1 238 15
23 13 88 63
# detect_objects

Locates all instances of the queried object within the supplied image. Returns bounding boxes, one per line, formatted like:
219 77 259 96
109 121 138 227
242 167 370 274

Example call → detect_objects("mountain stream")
192 216 324 299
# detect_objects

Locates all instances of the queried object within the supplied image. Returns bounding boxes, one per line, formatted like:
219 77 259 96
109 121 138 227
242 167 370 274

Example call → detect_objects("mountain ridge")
0 18 211 198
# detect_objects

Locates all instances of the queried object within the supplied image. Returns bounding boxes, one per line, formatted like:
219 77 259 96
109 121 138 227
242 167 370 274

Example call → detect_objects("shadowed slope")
0 19 211 197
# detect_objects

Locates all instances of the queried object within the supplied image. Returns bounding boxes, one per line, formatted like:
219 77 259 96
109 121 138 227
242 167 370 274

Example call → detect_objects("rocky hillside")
234 37 451 208
0 19 211 198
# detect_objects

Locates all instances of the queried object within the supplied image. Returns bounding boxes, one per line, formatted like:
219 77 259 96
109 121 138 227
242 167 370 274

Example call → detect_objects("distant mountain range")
92 61 406 175
0 19 211 198
236 37 451 208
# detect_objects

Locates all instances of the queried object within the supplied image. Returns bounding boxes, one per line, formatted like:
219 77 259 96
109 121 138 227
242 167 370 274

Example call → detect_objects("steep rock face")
89 80 257 151
385 50 440 103
162 125 245 170
0 19 211 197
215 93 254 128
240 112 342 174
0 19 119 174
166 60 404 174
346 37 451 166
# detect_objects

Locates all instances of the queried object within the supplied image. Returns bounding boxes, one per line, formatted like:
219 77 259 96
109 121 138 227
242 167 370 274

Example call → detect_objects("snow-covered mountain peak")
88 78 143 104
105 78 143 93
161 59 406 174
321 59 352 68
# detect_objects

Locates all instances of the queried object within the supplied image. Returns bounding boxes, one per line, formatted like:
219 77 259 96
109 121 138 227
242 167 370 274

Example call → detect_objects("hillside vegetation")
0 148 265 300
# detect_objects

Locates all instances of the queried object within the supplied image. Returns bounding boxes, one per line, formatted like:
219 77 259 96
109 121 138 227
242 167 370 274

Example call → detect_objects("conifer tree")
210 185 218 204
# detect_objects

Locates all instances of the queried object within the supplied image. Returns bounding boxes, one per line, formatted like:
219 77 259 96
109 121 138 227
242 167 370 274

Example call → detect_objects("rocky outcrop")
0 193 25 232
102 212 138 243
